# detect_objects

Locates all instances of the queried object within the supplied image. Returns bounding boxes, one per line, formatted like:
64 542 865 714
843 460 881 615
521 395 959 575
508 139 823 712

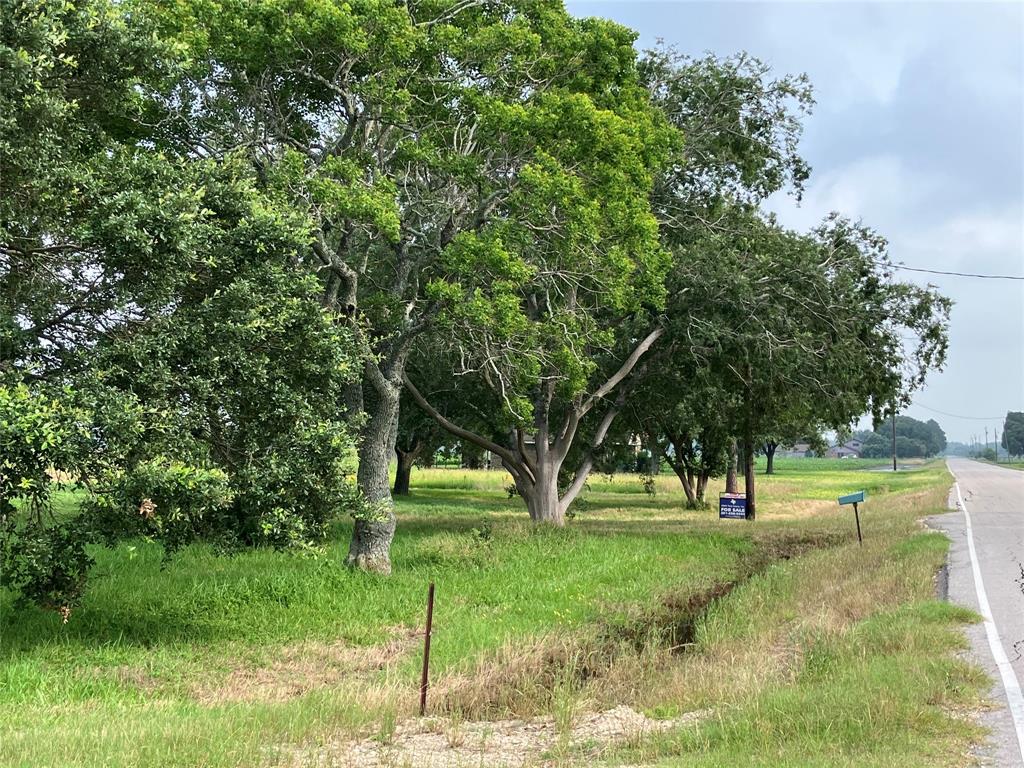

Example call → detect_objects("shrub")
0 519 92 613
0 381 91 610
86 458 234 552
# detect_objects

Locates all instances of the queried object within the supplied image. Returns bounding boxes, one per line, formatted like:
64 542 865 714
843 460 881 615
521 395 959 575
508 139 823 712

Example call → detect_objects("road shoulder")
927 487 1023 767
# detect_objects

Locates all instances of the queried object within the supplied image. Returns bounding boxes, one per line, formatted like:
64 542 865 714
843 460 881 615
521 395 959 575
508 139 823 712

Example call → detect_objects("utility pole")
995 428 1000 461
891 404 897 472
985 427 989 453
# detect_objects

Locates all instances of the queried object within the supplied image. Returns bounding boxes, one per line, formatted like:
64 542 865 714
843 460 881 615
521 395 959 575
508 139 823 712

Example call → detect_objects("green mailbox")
838 490 865 505
838 490 866 545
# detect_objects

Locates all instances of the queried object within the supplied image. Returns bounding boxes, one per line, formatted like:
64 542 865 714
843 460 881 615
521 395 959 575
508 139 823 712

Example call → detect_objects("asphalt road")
930 458 1024 767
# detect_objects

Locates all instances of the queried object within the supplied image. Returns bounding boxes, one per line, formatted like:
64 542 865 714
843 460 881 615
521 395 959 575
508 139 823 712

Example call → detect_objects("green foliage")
0 381 98 610
861 416 946 458
1002 411 1024 456
150 0 674 412
89 161 363 548
85 459 234 552
654 209 950 465
634 49 818 495
1 0 169 374
641 47 813 211
419 62 675 426
634 49 949 469
0 519 93 612
860 432 890 459
1 1 364 605
976 446 997 462
0 383 76 515
895 435 929 459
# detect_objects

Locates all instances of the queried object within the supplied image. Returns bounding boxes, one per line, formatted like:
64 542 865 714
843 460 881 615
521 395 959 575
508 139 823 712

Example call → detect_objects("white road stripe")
950 469 1024 764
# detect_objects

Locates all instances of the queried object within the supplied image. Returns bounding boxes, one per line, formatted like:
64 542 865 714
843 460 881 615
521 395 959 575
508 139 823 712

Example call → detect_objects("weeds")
375 707 397 746
550 661 583 761
443 708 465 749
0 459 980 768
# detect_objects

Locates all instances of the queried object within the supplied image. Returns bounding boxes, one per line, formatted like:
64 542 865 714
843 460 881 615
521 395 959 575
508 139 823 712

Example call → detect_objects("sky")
567 1 1024 444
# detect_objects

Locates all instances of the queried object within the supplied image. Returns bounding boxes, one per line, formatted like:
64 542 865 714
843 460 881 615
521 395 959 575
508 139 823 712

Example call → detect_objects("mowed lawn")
0 459 987 767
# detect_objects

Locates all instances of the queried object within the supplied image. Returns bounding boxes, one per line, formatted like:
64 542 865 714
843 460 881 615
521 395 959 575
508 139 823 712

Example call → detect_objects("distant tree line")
937 412 1022 461
856 417 947 459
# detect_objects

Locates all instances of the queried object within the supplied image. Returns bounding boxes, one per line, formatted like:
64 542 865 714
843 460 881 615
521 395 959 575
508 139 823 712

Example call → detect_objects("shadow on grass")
0 476 864 657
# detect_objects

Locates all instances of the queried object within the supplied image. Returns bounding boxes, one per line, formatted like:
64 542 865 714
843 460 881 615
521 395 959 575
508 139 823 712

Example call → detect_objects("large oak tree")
144 0 674 563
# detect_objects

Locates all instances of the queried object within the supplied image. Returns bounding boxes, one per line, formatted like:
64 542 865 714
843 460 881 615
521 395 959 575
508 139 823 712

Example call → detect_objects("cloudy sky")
568 1 1024 444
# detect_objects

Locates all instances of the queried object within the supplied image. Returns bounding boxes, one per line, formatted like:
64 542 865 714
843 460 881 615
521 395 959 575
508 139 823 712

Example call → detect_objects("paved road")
930 459 1024 767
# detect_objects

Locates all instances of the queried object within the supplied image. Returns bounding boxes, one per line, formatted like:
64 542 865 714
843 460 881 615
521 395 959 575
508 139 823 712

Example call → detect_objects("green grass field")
0 459 986 767
981 458 1024 471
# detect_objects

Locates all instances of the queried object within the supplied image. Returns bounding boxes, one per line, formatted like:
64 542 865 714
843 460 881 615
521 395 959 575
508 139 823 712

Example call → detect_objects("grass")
979 458 1024 471
0 459 986 767
595 491 985 767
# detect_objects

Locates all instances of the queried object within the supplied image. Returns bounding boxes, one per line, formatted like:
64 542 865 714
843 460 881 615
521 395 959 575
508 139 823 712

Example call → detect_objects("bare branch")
403 372 525 476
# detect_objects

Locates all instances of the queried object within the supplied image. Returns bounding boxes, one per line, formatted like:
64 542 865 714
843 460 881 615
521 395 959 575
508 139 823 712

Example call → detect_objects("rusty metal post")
853 502 863 546
419 582 435 716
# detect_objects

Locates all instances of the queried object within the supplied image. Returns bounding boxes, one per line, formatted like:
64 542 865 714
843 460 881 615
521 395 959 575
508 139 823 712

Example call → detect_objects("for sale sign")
719 492 747 519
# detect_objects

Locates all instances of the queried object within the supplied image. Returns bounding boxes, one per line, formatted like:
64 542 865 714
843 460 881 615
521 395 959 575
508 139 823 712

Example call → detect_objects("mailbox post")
838 490 866 545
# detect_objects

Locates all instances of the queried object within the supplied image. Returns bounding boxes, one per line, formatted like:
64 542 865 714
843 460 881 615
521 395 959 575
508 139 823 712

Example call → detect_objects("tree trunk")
516 468 565 528
513 453 565 525
393 445 419 496
643 433 661 475
696 472 709 503
743 380 756 519
764 442 777 475
743 441 756 521
726 439 739 493
668 461 697 505
347 377 400 574
461 441 485 469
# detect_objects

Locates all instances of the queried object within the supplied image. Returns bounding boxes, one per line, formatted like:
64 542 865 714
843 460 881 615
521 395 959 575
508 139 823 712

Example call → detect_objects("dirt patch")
750 531 848 565
195 632 417 704
283 705 710 767
616 532 845 654
438 532 847 718
611 580 738 657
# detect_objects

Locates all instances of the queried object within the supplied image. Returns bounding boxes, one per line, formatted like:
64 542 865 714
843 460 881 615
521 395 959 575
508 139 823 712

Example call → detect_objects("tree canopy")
2 0 954 611
860 416 947 459
1002 412 1024 457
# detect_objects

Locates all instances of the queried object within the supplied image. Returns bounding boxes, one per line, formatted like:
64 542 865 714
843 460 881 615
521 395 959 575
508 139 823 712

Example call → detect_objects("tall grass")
599 483 986 767
0 460 981 767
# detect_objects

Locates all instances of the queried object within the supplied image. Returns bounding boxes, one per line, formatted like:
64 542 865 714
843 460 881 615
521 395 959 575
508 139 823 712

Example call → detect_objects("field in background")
409 457 937 522
0 460 986 767
979 458 1024 471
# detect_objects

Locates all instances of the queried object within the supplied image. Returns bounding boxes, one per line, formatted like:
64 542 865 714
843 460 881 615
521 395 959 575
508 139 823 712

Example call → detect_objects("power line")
887 263 1024 280
914 402 1007 421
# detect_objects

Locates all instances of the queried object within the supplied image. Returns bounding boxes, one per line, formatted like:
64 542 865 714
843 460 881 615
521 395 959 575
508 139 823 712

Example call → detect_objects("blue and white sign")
719 493 747 519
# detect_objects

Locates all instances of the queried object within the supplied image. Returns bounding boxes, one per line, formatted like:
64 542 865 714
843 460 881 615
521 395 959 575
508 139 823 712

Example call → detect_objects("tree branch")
579 326 664 418
403 372 527 479
558 389 628 513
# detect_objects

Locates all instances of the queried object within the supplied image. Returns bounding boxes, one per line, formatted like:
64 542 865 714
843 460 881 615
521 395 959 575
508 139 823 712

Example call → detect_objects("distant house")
777 441 813 458
826 439 862 459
